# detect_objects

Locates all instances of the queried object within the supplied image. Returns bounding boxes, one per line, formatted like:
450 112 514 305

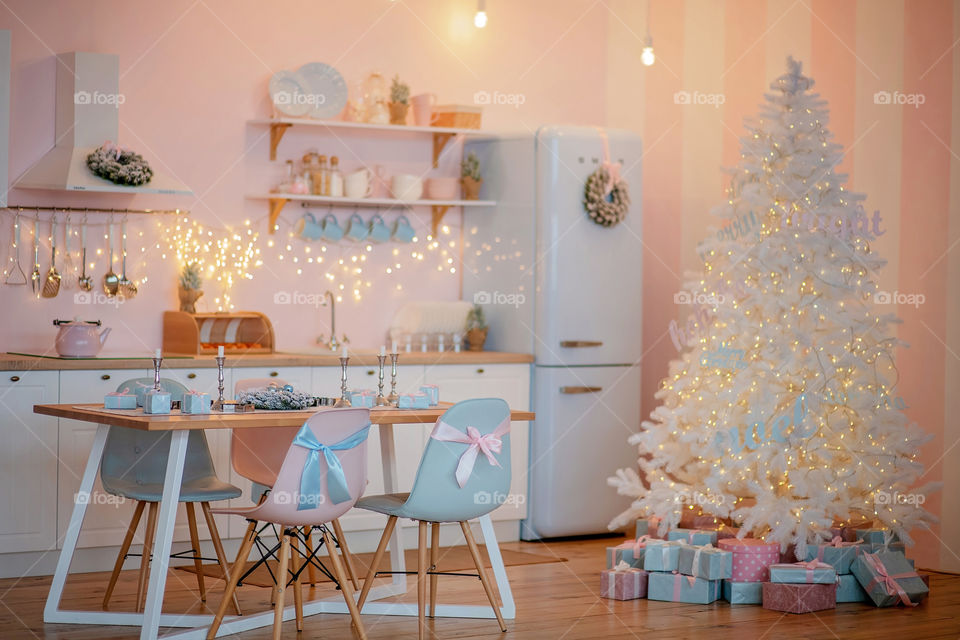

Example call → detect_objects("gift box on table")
606 537 649 569
723 579 762 604
601 563 648 600
398 392 430 409
348 390 376 408
762 582 836 613
143 389 171 415
104 389 136 409
719 538 780 582
667 528 718 546
419 384 440 406
769 561 837 584
643 540 685 572
851 551 928 607
181 391 210 414
836 574 868 603
855 528 900 545
648 572 721 604
635 516 663 539
804 538 861 574
678 544 732 580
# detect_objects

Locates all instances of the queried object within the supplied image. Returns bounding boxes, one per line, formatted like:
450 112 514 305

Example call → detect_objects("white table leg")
44 423 110 622
139 429 190 640
377 422 407 592
478 514 515 618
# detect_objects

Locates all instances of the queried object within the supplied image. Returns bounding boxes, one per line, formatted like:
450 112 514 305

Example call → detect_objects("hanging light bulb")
641 36 655 66
474 0 487 28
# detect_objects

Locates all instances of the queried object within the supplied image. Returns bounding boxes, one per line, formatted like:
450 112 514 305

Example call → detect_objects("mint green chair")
356 398 511 638
100 377 242 614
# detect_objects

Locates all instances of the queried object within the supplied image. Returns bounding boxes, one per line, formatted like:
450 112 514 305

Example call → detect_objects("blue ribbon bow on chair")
293 422 371 510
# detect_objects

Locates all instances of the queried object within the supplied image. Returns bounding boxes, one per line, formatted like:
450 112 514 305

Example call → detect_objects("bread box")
433 104 482 129
162 310 275 355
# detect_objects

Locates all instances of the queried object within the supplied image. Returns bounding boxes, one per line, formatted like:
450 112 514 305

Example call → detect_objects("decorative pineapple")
461 151 483 200
389 75 410 125
177 263 203 313
465 303 488 351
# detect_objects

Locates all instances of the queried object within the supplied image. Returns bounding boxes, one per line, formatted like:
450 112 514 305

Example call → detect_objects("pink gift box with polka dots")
718 538 780 582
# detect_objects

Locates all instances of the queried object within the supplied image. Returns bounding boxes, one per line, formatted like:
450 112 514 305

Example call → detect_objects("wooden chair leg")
356 515 398 610
185 503 207 602
136 502 159 612
460 520 506 632
303 526 318 586
417 521 429 640
291 534 303 632
103 500 145 610
201 502 241 616
207 520 257 640
322 528 367 640
273 531 291 640
331 518 360 590
429 522 440 618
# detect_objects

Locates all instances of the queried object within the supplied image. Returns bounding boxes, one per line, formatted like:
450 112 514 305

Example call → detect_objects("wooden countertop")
0 350 534 371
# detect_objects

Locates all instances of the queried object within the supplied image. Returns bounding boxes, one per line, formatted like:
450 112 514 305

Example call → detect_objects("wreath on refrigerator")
583 166 630 227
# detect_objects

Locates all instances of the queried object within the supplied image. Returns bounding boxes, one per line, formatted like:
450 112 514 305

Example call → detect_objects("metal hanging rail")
3 205 187 215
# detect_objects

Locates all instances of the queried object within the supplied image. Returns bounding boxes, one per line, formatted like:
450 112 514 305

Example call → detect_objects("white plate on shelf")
269 70 312 117
296 62 348 119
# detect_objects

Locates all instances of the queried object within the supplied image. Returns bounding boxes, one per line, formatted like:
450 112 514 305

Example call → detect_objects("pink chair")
207 407 371 640
231 378 361 589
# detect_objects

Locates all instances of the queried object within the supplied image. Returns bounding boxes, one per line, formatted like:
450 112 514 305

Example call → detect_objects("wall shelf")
246 193 495 237
248 117 489 166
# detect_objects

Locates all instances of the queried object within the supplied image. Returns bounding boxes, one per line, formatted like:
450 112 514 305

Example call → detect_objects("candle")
341 344 348 358
217 345 224 358
391 340 398 354
155 348 161 359
380 345 386 357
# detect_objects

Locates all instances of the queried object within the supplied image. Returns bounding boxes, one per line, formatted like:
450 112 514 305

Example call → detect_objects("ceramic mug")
368 214 391 243
294 212 324 241
344 213 368 242
392 215 417 243
411 93 438 127
344 168 373 199
322 214 344 242
391 174 423 202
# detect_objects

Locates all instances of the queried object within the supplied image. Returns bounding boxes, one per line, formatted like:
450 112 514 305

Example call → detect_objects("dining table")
33 401 535 640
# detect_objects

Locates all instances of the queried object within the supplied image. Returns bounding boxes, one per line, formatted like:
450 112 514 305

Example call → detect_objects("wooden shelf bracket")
431 205 452 237
268 197 288 233
432 132 457 168
269 122 293 161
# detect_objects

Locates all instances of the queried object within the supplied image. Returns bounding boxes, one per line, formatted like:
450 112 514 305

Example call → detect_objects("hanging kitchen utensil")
41 219 62 298
61 213 79 290
118 219 137 298
31 217 41 298
4 211 27 285
78 220 93 292
103 221 119 296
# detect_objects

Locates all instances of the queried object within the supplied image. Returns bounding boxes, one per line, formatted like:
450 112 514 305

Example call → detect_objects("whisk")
3 211 27 285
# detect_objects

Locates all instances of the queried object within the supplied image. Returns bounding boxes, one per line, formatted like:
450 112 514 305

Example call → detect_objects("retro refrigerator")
463 126 643 539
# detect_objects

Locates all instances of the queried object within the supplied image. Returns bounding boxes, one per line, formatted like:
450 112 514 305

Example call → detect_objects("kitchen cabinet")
0 370 59 554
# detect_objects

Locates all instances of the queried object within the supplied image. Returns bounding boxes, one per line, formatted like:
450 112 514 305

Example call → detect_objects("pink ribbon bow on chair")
430 417 511 488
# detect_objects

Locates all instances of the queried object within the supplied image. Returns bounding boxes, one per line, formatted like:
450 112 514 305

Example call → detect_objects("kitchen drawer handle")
187 373 197 379
101 374 111 381
367 369 376 376
476 368 485 374
9 375 19 382
269 371 279 377
560 340 603 348
560 386 603 394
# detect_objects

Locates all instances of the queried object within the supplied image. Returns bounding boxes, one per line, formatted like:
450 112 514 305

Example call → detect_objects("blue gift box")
349 390 375 408
143 390 172 415
648 572 721 604
134 384 153 407
635 517 663 539
723 579 762 604
861 541 906 555
420 384 440 406
678 544 732 580
804 542 859 574
668 528 718 546
769 562 837 584
104 393 136 409
181 392 210 414
836 573 868 603
398 392 430 409
606 543 645 569
643 540 684 572
851 551 928 607
855 528 900 545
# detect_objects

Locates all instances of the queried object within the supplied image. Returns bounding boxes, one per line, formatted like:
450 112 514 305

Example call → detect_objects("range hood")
16 52 192 195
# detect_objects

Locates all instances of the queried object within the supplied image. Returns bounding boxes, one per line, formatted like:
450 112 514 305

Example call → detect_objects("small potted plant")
461 151 483 200
389 75 410 125
178 263 203 313
465 303 488 351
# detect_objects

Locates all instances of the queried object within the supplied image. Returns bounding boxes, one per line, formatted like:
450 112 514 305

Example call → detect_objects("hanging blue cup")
322 214 344 242
294 212 324 241
392 215 416 243
367 214 391 243
345 213 369 242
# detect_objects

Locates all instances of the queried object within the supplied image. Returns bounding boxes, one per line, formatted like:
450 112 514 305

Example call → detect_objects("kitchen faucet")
317 290 349 352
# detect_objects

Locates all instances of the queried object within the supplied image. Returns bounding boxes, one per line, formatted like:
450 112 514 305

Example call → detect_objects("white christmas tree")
608 58 938 553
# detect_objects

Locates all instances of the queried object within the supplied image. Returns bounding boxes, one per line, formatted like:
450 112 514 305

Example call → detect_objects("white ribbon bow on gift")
430 417 510 488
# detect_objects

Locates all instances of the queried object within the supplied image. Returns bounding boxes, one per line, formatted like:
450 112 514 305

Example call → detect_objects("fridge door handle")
559 340 603 348
559 385 603 394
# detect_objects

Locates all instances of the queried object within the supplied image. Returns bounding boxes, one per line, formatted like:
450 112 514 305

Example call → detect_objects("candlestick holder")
212 355 227 411
375 355 391 407
334 356 352 407
387 352 399 406
151 355 162 391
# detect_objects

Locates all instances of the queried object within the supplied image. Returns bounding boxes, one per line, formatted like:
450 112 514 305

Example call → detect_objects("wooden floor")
1 537 959 639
